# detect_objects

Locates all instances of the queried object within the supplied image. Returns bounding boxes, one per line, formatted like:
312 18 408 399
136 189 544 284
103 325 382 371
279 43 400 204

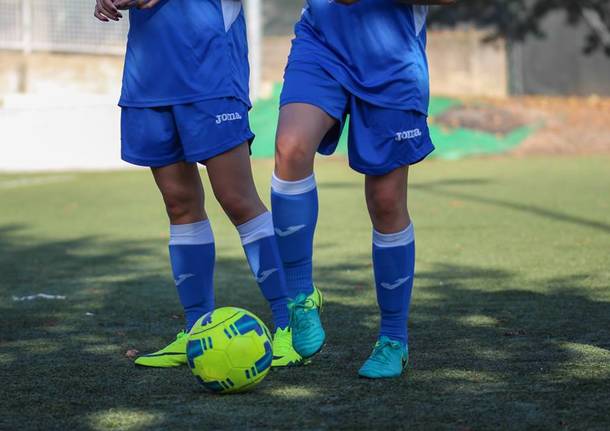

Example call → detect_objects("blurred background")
2 3 610 428
1 0 609 171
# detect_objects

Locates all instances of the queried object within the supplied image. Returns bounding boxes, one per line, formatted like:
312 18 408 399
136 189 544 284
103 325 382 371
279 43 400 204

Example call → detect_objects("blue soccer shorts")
121 97 254 167
280 61 435 176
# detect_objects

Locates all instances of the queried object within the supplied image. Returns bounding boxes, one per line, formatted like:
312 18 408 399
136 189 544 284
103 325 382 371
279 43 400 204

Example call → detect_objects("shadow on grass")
413 180 610 235
1 226 609 430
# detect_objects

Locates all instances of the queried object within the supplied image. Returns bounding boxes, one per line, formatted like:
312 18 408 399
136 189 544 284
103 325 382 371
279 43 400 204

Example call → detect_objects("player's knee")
164 192 202 224
216 191 262 225
275 132 313 172
367 189 404 222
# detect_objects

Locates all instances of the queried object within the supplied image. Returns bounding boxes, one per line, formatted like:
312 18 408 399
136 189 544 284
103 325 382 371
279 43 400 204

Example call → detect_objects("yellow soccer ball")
187 307 273 394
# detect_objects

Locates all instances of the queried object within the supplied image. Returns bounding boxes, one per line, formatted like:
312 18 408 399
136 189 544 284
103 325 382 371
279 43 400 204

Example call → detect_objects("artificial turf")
1 156 609 430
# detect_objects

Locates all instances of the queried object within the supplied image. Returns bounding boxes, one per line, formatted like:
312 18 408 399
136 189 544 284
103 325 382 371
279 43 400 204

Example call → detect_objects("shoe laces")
368 338 403 364
288 293 316 331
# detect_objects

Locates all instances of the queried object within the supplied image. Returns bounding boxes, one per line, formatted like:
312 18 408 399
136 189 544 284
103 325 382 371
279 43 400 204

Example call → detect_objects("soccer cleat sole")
134 352 187 368
271 358 305 369
294 338 326 360
358 359 408 379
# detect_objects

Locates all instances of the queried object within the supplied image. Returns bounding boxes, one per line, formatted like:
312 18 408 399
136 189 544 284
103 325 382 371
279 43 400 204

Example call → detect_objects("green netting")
248 87 535 160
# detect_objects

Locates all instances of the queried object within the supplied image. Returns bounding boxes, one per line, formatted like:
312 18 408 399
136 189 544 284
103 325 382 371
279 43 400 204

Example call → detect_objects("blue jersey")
119 0 250 108
290 0 430 114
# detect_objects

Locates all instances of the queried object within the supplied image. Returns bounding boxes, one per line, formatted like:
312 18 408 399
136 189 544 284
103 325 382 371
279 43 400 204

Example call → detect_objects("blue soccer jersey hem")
121 97 253 167
121 132 255 168
186 131 256 164
279 97 345 125
349 143 436 176
121 152 185 168
118 92 252 110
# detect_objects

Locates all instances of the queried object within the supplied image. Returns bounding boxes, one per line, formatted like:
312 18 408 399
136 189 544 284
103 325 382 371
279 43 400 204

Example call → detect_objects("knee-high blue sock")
169 220 216 332
372 224 415 346
270 173 318 298
237 211 290 330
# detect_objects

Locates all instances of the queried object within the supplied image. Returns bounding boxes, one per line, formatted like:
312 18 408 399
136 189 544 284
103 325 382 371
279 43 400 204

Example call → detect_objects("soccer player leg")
272 103 334 298
273 62 348 300
205 143 301 367
272 103 341 359
136 162 215 367
205 142 290 330
358 168 413 379
349 101 433 378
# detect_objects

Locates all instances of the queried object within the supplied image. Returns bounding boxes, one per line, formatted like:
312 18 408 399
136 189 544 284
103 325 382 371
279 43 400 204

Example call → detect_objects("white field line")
12 293 67 301
0 175 75 190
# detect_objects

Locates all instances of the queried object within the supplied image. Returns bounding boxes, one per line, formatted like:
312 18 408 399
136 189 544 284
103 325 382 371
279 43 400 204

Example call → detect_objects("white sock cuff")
271 173 316 195
236 211 274 246
373 224 414 248
170 220 214 246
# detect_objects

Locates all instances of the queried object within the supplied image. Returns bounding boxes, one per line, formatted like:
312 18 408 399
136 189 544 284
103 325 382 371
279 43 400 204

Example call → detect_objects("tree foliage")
428 0 610 55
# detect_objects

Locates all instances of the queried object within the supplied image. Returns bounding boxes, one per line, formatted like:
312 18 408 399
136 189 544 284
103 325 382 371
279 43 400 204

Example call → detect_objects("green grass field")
1 156 609 430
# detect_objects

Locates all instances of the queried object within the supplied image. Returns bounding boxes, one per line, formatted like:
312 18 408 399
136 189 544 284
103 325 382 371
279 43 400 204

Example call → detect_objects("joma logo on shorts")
215 112 243 124
395 128 422 142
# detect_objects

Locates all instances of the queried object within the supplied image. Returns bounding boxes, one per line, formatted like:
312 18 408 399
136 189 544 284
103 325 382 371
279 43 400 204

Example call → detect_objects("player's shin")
372 224 415 346
270 173 318 297
169 220 216 332
237 211 290 330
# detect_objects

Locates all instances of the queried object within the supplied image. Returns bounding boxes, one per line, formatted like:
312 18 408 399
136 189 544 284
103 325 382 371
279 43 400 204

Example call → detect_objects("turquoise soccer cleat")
289 286 326 359
358 336 409 379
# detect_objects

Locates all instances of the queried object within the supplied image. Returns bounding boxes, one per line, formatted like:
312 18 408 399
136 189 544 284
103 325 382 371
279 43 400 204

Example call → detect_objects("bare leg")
205 142 291 331
365 167 410 234
151 161 207 224
271 103 338 297
146 162 214 337
205 142 267 226
359 166 414 379
274 103 337 180
269 103 334 358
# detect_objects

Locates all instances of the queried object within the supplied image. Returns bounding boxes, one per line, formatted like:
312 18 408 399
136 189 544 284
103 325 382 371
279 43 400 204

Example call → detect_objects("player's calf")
206 143 291 333
361 168 415 378
365 167 410 233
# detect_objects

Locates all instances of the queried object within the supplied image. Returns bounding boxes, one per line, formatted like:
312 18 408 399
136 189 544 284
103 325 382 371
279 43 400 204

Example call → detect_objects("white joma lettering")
395 128 422 142
215 112 243 125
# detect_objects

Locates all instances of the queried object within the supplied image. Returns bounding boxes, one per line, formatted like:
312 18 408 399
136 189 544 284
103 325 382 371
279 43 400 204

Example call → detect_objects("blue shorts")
280 61 435 176
121 97 254 167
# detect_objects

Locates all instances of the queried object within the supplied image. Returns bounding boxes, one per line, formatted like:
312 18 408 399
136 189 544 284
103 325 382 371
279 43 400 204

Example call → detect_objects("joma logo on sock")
275 225 306 237
380 276 411 290
215 112 243 124
175 273 195 286
395 129 422 142
256 268 279 283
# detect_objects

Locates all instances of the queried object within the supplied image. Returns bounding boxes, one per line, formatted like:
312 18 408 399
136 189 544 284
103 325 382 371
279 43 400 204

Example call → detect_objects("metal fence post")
22 0 32 54
246 0 262 102
18 0 33 92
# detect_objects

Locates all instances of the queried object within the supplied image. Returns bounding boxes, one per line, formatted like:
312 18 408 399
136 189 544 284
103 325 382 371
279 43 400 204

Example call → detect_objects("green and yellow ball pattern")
187 307 273 394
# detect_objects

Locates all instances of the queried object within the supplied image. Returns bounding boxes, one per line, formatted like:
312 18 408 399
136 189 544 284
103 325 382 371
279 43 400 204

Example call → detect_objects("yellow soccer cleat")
271 327 304 368
134 331 188 368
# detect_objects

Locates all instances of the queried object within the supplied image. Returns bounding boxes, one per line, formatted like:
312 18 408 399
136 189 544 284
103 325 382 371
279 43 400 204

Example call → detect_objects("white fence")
0 0 264 172
0 0 262 97
0 0 129 55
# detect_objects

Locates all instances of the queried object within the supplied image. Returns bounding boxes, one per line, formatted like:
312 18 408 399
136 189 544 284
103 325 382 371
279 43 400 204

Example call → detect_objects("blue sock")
372 224 415 346
237 211 290 330
270 173 318 298
169 220 216 332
